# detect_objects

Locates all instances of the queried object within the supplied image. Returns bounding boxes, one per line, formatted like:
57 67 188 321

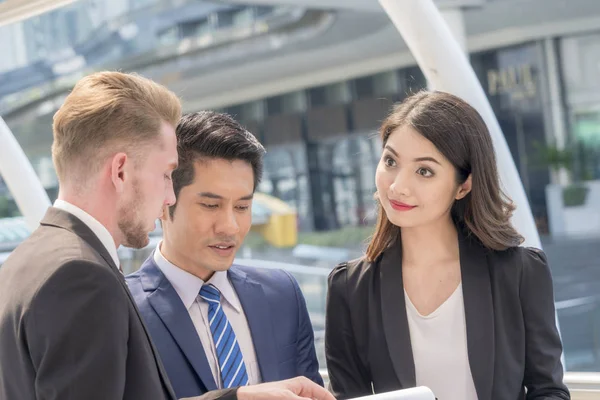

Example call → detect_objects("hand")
237 377 336 400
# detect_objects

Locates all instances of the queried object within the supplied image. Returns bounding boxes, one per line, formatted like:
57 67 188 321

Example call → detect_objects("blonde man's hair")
52 71 181 183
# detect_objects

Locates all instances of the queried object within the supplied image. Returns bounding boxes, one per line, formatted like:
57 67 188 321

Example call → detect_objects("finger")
290 395 312 400
296 384 336 400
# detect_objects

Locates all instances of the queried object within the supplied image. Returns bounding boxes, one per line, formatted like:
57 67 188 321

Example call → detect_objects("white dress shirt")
153 242 262 388
405 283 478 400
53 200 120 270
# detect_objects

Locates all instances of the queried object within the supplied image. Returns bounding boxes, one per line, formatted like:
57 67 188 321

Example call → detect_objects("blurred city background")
1 0 600 377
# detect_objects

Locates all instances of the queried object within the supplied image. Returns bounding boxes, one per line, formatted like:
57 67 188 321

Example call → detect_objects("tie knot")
199 284 221 303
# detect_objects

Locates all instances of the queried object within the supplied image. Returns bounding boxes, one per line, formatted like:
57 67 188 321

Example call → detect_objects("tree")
0 196 19 219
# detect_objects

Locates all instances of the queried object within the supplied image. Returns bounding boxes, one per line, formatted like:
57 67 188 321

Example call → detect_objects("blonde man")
0 71 181 400
0 71 333 400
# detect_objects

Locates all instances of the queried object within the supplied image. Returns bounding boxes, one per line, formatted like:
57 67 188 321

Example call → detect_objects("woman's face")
375 125 471 229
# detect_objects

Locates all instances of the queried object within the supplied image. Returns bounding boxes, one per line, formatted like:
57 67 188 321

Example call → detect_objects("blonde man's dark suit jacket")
325 230 570 400
0 207 237 400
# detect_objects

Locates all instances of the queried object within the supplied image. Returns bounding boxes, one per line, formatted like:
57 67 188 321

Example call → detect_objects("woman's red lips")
390 200 416 211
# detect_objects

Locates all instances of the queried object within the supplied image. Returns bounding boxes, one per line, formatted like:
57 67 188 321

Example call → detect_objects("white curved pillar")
439 7 467 52
0 117 51 230
379 0 541 249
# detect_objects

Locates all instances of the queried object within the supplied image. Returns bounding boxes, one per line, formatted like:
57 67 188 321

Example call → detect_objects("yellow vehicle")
251 192 298 248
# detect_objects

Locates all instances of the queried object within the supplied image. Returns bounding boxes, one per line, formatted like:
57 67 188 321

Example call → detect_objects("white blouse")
405 283 479 400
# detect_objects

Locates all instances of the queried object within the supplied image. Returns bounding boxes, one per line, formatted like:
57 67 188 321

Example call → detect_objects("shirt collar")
153 242 242 313
53 199 120 268
154 243 204 309
209 267 242 313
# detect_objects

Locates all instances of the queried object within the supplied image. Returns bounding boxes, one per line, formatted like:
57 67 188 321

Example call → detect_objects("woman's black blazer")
325 232 570 400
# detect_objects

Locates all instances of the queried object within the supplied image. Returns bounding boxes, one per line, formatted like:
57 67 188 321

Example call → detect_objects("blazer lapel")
143 259 218 391
41 208 178 398
228 267 280 383
40 207 120 274
379 243 416 388
459 232 495 400
123 273 178 398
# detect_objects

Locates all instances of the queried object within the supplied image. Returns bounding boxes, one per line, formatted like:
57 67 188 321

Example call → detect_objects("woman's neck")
400 217 460 268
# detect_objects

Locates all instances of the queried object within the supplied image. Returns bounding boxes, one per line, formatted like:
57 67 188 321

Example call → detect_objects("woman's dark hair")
366 91 523 261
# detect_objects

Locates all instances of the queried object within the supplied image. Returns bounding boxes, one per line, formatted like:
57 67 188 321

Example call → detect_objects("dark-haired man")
126 111 323 400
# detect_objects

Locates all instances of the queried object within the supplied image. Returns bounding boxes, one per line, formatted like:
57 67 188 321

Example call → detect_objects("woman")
325 91 569 400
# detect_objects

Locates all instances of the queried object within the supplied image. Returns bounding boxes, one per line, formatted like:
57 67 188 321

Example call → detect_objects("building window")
353 76 374 100
309 82 351 108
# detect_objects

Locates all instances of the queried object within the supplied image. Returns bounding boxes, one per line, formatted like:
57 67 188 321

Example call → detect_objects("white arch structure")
0 118 51 229
0 0 540 243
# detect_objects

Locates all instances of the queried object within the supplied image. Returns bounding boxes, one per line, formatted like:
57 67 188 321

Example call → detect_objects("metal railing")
565 372 600 398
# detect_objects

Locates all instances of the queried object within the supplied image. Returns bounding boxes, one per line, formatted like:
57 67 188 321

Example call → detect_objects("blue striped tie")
199 284 249 388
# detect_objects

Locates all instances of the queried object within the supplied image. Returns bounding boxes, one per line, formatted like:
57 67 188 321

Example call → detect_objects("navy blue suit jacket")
126 255 323 399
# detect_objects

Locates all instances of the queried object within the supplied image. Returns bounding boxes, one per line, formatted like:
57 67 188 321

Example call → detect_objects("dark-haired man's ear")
455 174 472 200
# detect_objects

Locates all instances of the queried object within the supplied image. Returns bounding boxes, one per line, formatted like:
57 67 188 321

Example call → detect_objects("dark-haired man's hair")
170 111 266 218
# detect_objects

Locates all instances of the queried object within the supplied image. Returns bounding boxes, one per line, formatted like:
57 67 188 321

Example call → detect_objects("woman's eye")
417 167 433 177
384 156 396 167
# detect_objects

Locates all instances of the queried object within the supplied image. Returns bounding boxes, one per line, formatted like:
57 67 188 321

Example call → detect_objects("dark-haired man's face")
160 158 254 280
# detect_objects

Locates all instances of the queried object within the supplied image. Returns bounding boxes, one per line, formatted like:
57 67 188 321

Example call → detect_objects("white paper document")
348 387 435 400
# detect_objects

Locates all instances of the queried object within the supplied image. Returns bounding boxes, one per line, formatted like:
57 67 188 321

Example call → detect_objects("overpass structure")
0 0 542 245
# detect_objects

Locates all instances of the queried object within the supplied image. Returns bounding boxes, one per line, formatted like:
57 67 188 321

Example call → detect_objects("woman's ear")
456 174 472 200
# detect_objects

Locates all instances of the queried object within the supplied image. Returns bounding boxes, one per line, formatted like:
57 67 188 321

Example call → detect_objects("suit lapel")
379 243 416 388
40 207 120 274
459 232 495 400
378 229 495 398
143 259 218 391
228 267 280 383
41 208 178 399
121 274 178 398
